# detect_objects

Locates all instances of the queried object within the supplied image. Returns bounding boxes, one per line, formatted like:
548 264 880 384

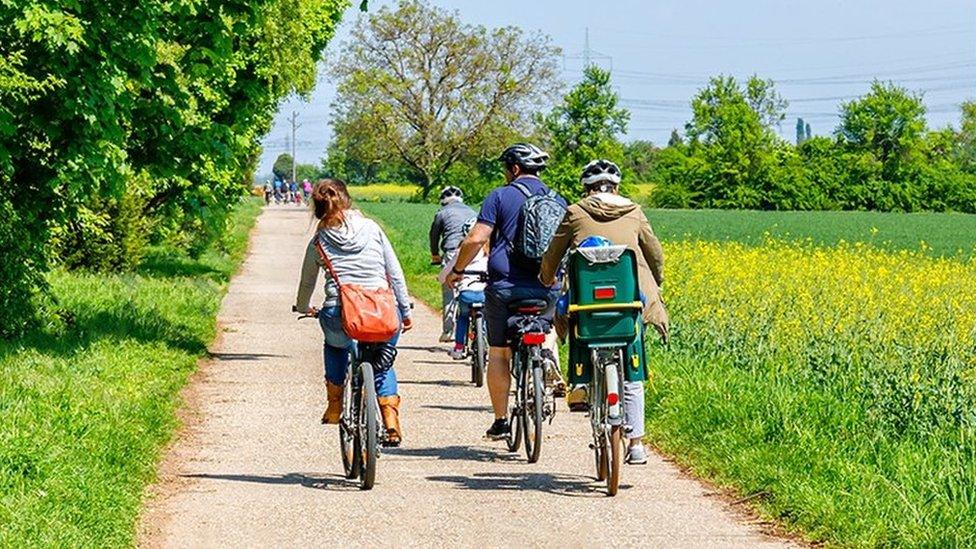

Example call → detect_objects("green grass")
646 208 976 258
0 198 263 547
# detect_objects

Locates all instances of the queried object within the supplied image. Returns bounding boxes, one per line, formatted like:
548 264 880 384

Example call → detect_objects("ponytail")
312 178 351 229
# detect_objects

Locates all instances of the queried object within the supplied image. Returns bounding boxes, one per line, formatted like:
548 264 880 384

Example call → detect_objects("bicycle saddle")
508 298 549 314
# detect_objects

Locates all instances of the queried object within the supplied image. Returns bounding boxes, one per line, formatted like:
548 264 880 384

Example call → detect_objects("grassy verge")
360 202 443 307
0 198 263 546
363 200 976 546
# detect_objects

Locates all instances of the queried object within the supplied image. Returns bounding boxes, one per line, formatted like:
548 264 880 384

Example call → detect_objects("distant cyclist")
429 186 476 342
263 180 273 205
447 143 567 440
295 178 413 446
539 159 669 464
438 218 487 360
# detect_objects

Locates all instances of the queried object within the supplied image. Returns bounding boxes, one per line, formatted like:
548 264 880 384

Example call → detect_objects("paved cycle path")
139 205 793 548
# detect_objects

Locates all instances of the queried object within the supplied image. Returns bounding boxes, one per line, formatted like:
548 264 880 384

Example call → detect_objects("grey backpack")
510 181 566 269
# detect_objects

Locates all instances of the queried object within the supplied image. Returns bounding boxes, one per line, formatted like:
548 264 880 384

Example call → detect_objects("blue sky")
258 0 974 174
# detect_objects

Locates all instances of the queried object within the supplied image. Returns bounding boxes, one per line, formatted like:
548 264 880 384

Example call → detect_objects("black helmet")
438 185 463 204
580 159 622 189
498 143 549 172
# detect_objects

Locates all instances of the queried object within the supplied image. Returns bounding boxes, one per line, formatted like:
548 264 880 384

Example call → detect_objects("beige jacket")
540 193 669 341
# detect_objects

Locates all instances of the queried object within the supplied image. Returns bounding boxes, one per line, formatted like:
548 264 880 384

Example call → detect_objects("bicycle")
503 298 557 463
296 307 385 490
565 245 646 496
449 271 489 387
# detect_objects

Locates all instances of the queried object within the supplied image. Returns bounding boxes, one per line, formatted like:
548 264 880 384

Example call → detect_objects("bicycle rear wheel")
359 362 379 490
472 315 486 387
339 379 359 479
522 362 544 464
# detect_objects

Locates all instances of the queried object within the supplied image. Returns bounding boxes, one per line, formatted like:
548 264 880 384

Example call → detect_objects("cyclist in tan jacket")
539 160 668 464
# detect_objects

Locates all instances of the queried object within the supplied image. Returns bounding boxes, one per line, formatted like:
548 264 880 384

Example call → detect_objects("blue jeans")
318 306 399 397
453 290 485 346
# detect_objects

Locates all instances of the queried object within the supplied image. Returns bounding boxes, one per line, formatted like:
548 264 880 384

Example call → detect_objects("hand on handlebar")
292 304 319 319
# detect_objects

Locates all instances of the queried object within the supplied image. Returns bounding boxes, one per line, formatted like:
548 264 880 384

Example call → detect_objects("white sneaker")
448 347 467 360
439 333 455 343
626 444 649 465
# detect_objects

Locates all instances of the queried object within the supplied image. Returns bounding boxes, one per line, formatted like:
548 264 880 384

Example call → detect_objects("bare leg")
487 346 512 419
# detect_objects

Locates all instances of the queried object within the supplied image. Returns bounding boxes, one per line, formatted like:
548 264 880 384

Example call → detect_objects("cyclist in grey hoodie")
296 179 412 446
429 186 476 342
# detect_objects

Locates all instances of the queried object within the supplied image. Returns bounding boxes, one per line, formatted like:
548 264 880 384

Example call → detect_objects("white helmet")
580 159 622 188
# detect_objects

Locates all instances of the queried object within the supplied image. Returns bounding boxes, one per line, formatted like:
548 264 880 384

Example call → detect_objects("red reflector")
522 332 546 345
607 392 619 406
594 287 616 300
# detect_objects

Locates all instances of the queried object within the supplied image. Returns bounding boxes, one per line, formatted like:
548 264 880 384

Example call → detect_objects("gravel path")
139 205 794 548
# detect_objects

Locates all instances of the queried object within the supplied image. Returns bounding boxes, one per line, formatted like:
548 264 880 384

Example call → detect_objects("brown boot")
377 395 402 446
322 382 343 424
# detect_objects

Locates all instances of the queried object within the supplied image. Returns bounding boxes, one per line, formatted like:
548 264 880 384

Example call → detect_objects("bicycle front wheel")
521 362 544 464
607 425 623 496
359 362 379 490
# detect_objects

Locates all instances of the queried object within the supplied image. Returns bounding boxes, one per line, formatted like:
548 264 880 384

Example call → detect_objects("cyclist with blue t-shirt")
446 143 567 440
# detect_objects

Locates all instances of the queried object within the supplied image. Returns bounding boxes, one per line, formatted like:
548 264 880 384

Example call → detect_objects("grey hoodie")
295 211 411 318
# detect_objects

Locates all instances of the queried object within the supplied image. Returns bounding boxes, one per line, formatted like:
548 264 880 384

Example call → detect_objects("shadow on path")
398 345 447 353
426 471 629 498
398 379 468 388
385 445 518 463
207 352 286 361
421 403 491 413
183 472 360 491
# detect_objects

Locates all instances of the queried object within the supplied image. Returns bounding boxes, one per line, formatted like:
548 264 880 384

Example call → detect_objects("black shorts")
485 286 557 347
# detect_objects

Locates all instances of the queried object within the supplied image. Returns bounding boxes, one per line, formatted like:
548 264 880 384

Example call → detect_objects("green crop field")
362 200 976 546
0 199 262 547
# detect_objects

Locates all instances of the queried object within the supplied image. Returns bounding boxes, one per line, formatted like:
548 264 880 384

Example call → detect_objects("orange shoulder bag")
315 239 400 342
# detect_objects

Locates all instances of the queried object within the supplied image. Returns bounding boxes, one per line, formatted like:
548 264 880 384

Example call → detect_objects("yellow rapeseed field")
649 239 976 545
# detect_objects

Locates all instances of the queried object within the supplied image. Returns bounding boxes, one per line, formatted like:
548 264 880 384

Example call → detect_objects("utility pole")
583 27 591 68
288 111 301 183
564 27 612 73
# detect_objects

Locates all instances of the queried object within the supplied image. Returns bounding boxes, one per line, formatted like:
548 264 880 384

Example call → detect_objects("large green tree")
681 75 786 208
837 81 926 180
329 0 560 198
541 65 630 199
0 0 349 336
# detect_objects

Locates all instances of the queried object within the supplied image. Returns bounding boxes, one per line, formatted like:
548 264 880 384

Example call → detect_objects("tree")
796 117 806 144
0 0 349 336
541 66 630 198
667 128 684 148
837 81 926 180
329 0 560 198
621 140 659 183
682 75 783 208
273 154 295 181
746 75 789 129
805 122 812 141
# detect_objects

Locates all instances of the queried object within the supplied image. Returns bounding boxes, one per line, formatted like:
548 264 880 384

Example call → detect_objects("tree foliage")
0 0 349 337
645 78 976 214
540 66 630 199
328 0 560 197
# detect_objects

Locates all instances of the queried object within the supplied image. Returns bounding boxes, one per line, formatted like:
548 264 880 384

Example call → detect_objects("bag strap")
511 181 533 199
314 237 341 287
